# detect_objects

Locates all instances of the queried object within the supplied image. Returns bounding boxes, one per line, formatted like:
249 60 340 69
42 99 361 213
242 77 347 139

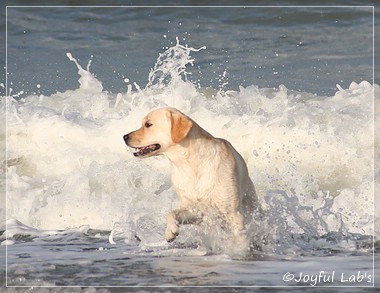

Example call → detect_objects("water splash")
66 53 103 93
3 39 376 257
146 37 206 90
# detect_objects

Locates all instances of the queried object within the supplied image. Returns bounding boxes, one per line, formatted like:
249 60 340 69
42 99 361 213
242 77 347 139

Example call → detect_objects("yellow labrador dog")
123 107 257 245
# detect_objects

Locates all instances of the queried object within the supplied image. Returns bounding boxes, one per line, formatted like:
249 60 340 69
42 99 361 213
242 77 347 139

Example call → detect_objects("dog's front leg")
165 208 203 242
227 211 250 253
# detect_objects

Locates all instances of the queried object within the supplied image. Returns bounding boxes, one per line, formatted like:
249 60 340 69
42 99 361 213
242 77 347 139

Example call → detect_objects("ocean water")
1 3 379 292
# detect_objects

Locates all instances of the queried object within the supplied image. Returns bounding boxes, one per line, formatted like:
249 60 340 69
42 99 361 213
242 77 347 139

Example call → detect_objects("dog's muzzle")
123 134 161 157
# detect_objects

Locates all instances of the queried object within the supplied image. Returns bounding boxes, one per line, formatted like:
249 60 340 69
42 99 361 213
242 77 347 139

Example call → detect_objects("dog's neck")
164 138 216 174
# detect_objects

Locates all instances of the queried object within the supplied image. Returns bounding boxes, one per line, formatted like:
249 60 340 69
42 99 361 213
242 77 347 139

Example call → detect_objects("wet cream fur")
125 107 257 245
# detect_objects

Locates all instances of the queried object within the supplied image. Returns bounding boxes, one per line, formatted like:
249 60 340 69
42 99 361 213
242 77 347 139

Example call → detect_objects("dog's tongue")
133 144 160 157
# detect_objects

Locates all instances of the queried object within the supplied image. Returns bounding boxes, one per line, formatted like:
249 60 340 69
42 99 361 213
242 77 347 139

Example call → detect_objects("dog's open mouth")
133 144 161 157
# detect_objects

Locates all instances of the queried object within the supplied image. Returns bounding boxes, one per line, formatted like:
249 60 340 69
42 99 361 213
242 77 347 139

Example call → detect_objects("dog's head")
123 107 193 158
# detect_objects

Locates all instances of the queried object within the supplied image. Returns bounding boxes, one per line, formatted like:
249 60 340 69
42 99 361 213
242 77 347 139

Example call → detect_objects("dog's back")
168 117 257 230
221 138 257 221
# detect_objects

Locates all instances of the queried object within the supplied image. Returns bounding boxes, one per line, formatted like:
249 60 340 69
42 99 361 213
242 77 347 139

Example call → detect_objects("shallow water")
1 3 378 291
1 232 377 288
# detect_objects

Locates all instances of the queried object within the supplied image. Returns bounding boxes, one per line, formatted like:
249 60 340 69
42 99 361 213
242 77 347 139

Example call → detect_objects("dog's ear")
170 110 193 144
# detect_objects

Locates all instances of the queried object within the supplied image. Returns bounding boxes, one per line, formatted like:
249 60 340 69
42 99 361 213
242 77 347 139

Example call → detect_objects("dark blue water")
4 4 374 97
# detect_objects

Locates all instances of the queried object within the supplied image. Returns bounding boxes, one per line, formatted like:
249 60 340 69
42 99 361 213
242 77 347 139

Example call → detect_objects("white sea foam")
2 41 377 256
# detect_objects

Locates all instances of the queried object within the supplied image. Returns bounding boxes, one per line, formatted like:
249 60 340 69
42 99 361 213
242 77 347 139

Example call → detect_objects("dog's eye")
145 122 152 128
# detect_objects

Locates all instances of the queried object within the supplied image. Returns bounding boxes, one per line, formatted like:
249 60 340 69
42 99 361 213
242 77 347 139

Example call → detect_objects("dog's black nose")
123 134 129 143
